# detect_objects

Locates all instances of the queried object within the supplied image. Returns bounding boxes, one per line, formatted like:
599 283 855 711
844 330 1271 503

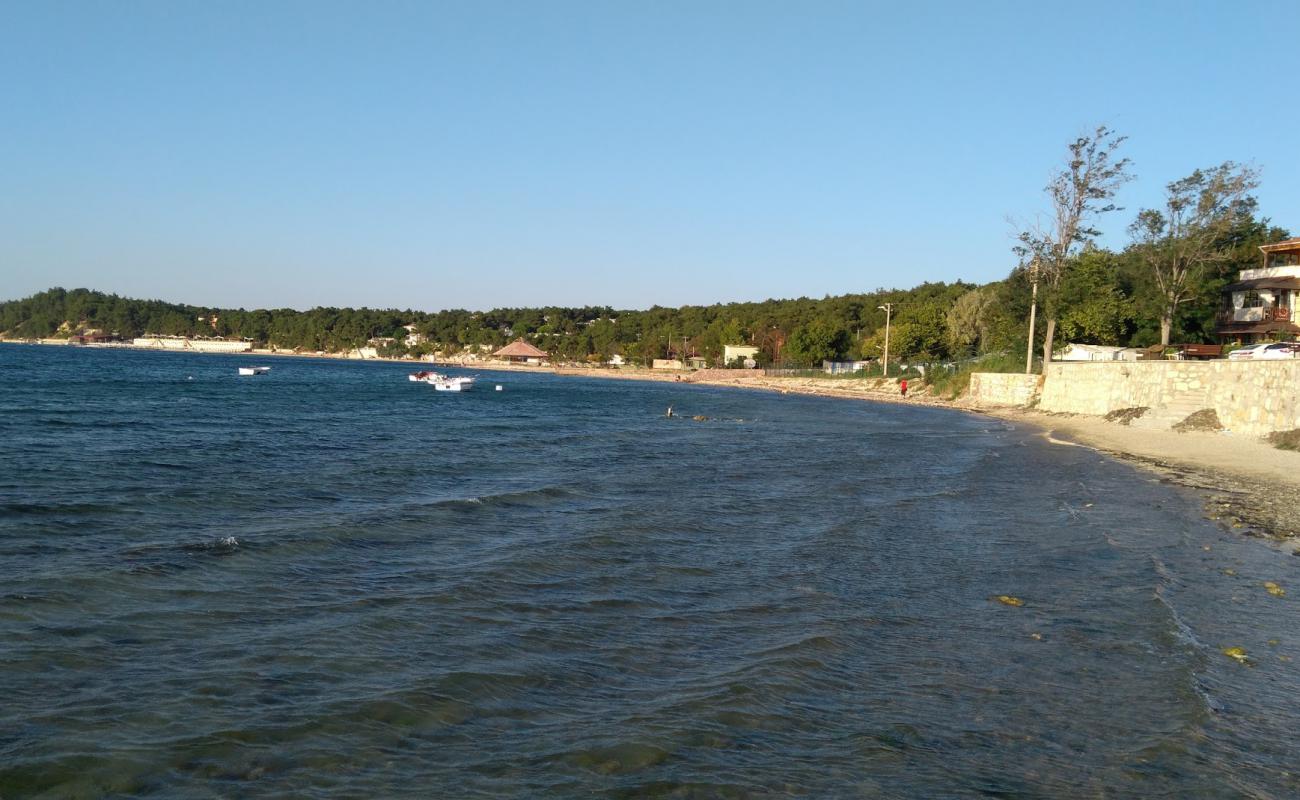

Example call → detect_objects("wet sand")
983 408 1300 548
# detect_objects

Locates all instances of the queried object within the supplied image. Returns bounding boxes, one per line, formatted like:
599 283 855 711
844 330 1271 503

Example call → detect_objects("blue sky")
2 1 1297 311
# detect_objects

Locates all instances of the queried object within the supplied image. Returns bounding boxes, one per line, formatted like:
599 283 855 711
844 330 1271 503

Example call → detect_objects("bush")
924 352 1025 399
1267 429 1300 451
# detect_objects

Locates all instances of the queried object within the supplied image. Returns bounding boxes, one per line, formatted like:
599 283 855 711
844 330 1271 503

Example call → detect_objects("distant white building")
723 344 760 364
823 360 871 374
1056 343 1128 362
132 337 251 353
402 324 426 347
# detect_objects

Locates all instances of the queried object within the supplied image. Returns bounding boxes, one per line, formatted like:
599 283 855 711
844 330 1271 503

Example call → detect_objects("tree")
1128 162 1260 345
891 299 949 361
1016 126 1133 371
1056 250 1131 344
945 287 995 356
783 319 845 365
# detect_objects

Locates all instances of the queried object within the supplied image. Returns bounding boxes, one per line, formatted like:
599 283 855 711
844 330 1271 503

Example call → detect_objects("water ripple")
2 346 1300 797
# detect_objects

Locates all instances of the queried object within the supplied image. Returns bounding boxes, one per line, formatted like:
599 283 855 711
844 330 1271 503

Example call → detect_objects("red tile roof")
493 339 549 358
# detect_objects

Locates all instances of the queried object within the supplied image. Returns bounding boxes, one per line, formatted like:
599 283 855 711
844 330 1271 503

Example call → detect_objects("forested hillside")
1 211 1288 369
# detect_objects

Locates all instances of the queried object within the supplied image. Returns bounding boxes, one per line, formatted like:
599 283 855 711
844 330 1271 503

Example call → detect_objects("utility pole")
877 303 893 378
1025 259 1039 374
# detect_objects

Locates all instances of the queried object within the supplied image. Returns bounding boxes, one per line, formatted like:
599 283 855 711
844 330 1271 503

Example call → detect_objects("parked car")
1227 342 1299 360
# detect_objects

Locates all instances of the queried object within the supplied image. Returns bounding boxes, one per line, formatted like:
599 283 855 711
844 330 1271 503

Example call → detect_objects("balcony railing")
1217 306 1292 325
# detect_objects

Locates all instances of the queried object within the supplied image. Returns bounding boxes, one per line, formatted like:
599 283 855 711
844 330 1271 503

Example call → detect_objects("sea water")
2 344 1299 798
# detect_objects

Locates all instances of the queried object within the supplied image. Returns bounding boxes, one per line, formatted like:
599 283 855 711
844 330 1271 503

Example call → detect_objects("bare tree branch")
1014 125 1133 370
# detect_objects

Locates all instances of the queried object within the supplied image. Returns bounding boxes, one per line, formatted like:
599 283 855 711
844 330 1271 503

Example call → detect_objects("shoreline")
10 340 1299 547
983 408 1300 549
549 364 1300 548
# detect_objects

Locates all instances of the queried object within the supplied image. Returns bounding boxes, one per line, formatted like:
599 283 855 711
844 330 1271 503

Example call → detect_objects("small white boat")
238 366 271 376
432 375 476 392
408 370 445 383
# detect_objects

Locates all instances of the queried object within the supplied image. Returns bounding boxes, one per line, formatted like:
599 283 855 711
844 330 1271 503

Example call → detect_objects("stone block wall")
968 373 1043 407
1037 361 1300 438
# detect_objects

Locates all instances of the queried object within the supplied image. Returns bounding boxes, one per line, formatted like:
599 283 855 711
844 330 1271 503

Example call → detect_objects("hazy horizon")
5 281 955 316
4 1 1298 311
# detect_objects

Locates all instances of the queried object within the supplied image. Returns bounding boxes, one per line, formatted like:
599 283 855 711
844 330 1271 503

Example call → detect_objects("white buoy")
495 384 503 391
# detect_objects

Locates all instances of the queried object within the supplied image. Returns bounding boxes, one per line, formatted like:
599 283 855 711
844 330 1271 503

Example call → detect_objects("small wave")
137 460 192 471
755 633 843 657
1 500 125 516
180 535 240 554
1042 430 1089 448
124 535 243 567
394 485 583 514
1150 555 1219 716
36 417 150 429
1150 556 1203 651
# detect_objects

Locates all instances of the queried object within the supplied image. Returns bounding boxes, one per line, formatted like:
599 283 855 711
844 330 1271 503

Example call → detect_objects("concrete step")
1125 392 1213 430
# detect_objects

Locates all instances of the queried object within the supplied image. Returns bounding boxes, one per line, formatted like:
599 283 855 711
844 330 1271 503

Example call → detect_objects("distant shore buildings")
1216 238 1300 344
493 339 549 365
131 336 252 353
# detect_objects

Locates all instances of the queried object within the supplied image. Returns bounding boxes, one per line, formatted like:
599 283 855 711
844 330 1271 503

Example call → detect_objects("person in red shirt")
900 378 908 397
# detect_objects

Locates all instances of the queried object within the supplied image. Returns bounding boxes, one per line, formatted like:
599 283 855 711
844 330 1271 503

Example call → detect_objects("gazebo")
493 339 549 364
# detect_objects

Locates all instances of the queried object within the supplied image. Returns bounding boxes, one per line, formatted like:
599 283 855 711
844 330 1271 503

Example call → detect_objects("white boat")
238 366 271 376
408 370 473 390
432 375 476 392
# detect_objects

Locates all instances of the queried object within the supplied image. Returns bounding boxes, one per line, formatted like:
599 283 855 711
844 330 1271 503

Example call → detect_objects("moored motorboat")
432 375 476 392
238 366 271 376
408 370 445 383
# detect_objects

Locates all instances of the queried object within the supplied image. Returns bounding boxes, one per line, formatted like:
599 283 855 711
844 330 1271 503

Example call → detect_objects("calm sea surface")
3 344 1300 798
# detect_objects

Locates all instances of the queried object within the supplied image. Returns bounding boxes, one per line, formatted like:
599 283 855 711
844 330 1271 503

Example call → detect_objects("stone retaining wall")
968 373 1043 407
1037 361 1300 438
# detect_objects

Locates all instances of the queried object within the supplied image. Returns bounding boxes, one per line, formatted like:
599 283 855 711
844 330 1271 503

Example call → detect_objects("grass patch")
1104 407 1149 426
1267 429 1300 451
924 352 1029 400
1172 409 1223 433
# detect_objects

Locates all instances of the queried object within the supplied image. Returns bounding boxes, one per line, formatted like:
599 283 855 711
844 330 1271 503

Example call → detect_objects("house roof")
1216 322 1300 335
1259 238 1300 254
1224 277 1300 292
1062 343 1124 353
493 339 549 358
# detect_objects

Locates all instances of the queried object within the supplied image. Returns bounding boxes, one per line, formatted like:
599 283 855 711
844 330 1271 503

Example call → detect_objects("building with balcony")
1216 238 1300 343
